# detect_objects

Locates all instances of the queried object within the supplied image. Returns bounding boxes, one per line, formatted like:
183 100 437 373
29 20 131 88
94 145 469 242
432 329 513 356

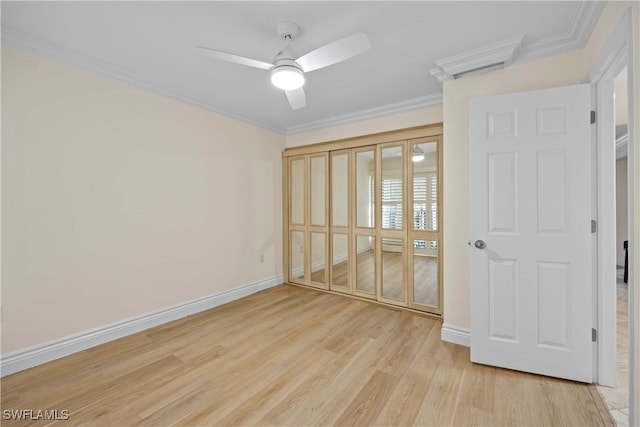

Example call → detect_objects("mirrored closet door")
283 126 442 315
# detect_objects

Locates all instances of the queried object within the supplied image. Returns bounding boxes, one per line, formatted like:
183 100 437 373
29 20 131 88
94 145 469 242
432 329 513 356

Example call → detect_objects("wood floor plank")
334 369 399 426
0 285 611 427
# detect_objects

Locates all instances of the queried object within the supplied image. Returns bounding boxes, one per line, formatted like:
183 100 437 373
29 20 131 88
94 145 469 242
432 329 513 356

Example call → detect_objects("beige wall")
442 49 586 329
285 105 443 148
1 46 285 354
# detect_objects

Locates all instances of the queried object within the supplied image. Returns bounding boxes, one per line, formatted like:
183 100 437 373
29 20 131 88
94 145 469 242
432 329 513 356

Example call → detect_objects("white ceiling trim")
285 93 442 134
2 1 604 136
429 1 605 84
2 25 444 136
1 25 285 134
429 35 524 83
513 0 605 63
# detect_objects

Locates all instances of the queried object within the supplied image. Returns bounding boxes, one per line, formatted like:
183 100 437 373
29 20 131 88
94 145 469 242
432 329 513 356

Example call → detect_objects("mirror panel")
381 147 403 230
290 158 305 225
412 141 438 231
310 232 326 284
356 150 375 228
290 231 305 281
381 237 404 300
331 233 349 289
310 156 326 226
355 235 375 295
413 240 438 307
331 153 349 227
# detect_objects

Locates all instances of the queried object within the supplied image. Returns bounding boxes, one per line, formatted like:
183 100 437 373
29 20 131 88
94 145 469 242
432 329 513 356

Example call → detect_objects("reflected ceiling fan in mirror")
194 22 371 110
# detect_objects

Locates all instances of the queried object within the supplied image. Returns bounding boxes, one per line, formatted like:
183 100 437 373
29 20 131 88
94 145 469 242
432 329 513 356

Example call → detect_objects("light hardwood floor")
316 250 438 307
597 271 630 426
1 285 613 426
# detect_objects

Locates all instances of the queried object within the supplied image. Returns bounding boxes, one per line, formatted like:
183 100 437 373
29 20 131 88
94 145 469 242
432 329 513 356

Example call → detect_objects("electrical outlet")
259 254 264 263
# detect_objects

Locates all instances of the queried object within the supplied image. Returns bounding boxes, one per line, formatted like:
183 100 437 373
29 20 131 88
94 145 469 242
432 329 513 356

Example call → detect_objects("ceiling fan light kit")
271 65 305 90
195 21 371 110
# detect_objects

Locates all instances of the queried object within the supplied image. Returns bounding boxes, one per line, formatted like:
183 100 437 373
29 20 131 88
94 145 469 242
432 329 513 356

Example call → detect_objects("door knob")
474 240 486 249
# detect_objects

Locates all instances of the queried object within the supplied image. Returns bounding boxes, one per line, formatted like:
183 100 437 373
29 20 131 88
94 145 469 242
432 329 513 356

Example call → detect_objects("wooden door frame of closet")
282 124 443 158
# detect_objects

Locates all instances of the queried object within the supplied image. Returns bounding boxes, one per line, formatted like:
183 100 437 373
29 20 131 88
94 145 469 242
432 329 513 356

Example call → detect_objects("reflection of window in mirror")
412 141 438 231
381 146 403 230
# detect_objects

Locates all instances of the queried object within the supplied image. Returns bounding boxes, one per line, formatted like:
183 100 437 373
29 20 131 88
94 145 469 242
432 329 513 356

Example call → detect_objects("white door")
469 84 593 382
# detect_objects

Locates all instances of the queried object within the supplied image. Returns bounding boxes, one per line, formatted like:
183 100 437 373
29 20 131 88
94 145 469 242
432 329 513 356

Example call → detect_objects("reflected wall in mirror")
381 237 404 300
331 233 349 289
413 240 438 307
331 153 349 227
310 233 326 284
356 150 375 228
412 141 438 231
381 146 403 230
310 156 326 226
355 235 375 295
290 158 305 225
290 231 305 281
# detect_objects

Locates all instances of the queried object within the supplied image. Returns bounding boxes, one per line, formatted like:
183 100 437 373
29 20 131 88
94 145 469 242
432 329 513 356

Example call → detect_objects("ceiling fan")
194 22 371 110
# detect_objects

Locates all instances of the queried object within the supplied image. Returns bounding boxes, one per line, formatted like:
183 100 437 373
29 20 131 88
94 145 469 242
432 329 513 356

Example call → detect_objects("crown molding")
3 25 441 136
285 93 443 135
429 1 605 84
429 35 524 82
515 0 606 63
1 26 287 134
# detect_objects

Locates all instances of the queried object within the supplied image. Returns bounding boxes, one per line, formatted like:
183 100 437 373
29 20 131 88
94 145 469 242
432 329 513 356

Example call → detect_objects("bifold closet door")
378 143 406 306
288 154 329 289
289 156 306 284
308 154 328 289
330 151 351 293
408 138 442 313
353 147 376 299
285 132 442 316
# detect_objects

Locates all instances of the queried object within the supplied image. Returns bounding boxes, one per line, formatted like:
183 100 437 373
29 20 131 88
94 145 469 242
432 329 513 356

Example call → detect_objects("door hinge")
592 328 597 342
591 220 597 233
590 110 596 124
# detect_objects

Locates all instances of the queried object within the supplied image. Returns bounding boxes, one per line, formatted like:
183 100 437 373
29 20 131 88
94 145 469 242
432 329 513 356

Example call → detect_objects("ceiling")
1 1 604 135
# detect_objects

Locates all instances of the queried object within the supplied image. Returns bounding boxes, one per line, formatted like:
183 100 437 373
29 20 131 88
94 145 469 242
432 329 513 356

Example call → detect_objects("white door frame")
586 7 636 424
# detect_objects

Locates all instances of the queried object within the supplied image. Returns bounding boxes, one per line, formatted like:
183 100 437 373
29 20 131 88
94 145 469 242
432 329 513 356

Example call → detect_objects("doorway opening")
597 66 630 427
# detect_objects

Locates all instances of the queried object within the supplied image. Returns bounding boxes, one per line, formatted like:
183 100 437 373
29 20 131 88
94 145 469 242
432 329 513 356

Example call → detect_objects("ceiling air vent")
452 62 505 79
429 35 523 83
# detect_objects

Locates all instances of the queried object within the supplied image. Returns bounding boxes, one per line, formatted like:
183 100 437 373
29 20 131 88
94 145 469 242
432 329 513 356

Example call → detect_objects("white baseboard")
441 324 470 347
0 275 283 377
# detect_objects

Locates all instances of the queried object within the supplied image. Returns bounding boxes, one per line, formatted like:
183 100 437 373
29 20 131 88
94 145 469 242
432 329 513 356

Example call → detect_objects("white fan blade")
295 33 370 73
194 46 274 70
285 87 306 110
